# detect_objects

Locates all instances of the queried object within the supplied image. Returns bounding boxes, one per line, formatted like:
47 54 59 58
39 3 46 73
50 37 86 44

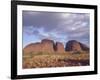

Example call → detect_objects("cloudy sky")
22 11 90 48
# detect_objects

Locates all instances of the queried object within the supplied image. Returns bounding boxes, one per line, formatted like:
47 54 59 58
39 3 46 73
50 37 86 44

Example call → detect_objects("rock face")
23 42 42 53
65 40 89 51
56 42 65 53
79 43 89 51
24 39 55 53
23 39 89 54
23 39 65 54
24 39 65 54
41 39 55 53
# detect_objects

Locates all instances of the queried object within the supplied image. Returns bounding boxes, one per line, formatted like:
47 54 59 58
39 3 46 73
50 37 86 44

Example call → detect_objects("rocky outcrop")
79 43 89 51
41 39 55 53
23 42 42 53
65 40 89 51
23 39 89 54
23 39 55 53
55 42 65 53
24 39 66 54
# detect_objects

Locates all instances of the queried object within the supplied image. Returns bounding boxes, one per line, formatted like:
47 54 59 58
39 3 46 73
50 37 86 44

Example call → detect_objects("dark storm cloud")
23 11 63 32
23 11 90 46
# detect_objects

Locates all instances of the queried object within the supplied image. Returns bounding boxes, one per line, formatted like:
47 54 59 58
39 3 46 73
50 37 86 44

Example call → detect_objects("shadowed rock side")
65 40 89 51
79 43 89 51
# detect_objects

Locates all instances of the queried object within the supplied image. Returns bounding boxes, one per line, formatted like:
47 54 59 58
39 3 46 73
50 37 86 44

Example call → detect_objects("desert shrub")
36 52 43 55
23 51 89 68
72 51 81 54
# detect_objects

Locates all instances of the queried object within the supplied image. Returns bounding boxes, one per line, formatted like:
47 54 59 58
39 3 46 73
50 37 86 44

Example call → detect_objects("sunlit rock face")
23 39 55 54
41 39 55 53
23 42 42 53
55 42 65 53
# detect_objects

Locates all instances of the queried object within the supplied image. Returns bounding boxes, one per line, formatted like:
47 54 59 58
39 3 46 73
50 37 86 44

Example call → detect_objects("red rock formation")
41 39 55 53
23 42 42 53
56 42 65 53
79 43 89 51
23 39 55 54
23 39 89 54
65 40 89 51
